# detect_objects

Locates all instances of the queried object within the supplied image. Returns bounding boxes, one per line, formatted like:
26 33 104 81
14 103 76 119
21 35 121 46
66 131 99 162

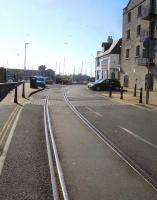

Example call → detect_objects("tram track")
63 89 157 193
44 95 69 200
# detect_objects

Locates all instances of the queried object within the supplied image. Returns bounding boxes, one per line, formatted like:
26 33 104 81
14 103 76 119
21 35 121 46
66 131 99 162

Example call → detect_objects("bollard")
139 88 143 103
120 86 123 100
109 85 112 97
22 82 25 98
134 83 137 97
14 86 18 103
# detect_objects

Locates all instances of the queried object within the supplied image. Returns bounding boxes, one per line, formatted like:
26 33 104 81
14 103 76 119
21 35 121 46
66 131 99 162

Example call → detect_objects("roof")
123 0 144 12
126 0 132 8
96 39 122 58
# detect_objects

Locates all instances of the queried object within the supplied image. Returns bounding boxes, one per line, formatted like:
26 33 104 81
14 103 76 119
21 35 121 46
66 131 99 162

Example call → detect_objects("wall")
120 0 157 90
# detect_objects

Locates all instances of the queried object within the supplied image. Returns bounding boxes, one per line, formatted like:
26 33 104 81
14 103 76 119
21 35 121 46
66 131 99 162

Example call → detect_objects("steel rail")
44 96 70 200
64 90 157 192
44 98 59 200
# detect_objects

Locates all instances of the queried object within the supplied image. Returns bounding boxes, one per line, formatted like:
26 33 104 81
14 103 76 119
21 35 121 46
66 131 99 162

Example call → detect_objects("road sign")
143 37 151 49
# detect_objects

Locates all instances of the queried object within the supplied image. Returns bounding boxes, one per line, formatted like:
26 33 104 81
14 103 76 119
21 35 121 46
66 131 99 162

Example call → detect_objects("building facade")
95 38 122 80
6 68 55 82
121 0 157 91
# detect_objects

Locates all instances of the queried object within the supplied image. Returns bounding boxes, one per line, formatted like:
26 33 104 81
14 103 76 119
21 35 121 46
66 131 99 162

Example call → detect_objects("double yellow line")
0 106 21 145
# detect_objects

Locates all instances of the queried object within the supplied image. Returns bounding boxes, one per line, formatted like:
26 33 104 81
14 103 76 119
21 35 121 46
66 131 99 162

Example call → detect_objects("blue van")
35 76 46 88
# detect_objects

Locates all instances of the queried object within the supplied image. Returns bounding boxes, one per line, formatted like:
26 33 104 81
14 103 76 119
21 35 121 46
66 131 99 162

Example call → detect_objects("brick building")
121 0 157 91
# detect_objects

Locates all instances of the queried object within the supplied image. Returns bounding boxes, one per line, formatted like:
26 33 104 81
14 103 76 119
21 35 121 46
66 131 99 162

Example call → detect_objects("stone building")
121 0 157 91
95 37 122 80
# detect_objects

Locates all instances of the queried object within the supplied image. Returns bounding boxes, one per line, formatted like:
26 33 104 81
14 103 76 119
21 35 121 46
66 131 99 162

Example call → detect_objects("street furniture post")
14 86 18 103
146 64 150 104
143 37 151 104
139 88 143 103
109 85 112 97
120 86 123 100
134 83 137 97
22 82 25 98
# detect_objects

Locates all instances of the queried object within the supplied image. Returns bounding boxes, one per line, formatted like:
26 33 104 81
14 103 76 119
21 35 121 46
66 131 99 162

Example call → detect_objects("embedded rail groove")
64 90 157 192
44 95 69 200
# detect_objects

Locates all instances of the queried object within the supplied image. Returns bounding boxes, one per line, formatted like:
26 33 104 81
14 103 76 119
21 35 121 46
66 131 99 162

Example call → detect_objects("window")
127 30 131 39
96 58 100 66
126 49 130 58
136 45 140 56
137 5 142 17
128 12 131 22
137 25 141 36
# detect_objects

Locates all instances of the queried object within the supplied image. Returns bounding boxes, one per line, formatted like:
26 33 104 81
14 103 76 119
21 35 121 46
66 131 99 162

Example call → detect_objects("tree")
38 65 46 71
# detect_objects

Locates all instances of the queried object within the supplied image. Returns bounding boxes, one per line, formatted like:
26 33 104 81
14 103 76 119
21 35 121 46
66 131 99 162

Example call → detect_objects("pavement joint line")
0 106 20 146
100 94 153 111
0 107 22 175
119 126 157 151
0 105 19 140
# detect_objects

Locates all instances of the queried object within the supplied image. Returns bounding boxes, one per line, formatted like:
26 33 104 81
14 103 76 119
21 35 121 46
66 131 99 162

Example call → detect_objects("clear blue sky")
0 0 128 75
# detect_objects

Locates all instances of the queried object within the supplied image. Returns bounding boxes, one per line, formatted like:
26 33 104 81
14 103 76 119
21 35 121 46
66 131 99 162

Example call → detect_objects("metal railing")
142 4 157 20
0 81 24 101
137 56 155 66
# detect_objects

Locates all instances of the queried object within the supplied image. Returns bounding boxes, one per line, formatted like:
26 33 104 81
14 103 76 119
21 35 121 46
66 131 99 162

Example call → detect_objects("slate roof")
96 39 122 58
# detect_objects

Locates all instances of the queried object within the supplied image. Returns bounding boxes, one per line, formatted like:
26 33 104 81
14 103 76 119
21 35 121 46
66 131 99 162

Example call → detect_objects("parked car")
90 79 121 91
88 79 102 88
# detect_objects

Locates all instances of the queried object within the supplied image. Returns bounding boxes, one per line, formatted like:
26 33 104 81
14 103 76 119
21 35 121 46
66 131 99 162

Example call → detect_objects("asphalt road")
0 104 16 133
66 85 157 182
0 84 157 200
0 103 52 200
43 85 157 199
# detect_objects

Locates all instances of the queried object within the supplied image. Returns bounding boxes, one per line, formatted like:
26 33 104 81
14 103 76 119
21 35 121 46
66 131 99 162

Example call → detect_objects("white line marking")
86 106 103 117
0 108 22 175
64 92 157 191
119 126 157 151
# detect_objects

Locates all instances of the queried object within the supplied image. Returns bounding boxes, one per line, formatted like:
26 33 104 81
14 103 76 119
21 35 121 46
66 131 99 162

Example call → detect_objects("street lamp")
24 42 29 80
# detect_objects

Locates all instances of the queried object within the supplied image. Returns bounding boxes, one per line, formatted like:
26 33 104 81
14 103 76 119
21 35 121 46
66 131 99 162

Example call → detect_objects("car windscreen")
36 78 44 81
96 79 104 84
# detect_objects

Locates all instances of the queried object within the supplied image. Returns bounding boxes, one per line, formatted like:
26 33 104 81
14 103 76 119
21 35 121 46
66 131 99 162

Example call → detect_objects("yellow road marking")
0 106 19 137
0 106 20 144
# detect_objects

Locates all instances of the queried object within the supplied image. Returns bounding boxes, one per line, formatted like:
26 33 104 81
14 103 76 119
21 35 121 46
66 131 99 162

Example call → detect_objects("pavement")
0 82 44 105
101 87 157 110
0 83 45 154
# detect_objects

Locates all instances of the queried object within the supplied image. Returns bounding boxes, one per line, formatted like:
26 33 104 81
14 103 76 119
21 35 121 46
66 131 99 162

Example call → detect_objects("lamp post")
24 42 29 80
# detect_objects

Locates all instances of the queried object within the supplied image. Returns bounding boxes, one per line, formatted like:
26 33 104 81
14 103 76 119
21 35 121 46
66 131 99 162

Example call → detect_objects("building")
95 37 122 80
121 0 157 91
0 68 7 83
6 68 55 82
